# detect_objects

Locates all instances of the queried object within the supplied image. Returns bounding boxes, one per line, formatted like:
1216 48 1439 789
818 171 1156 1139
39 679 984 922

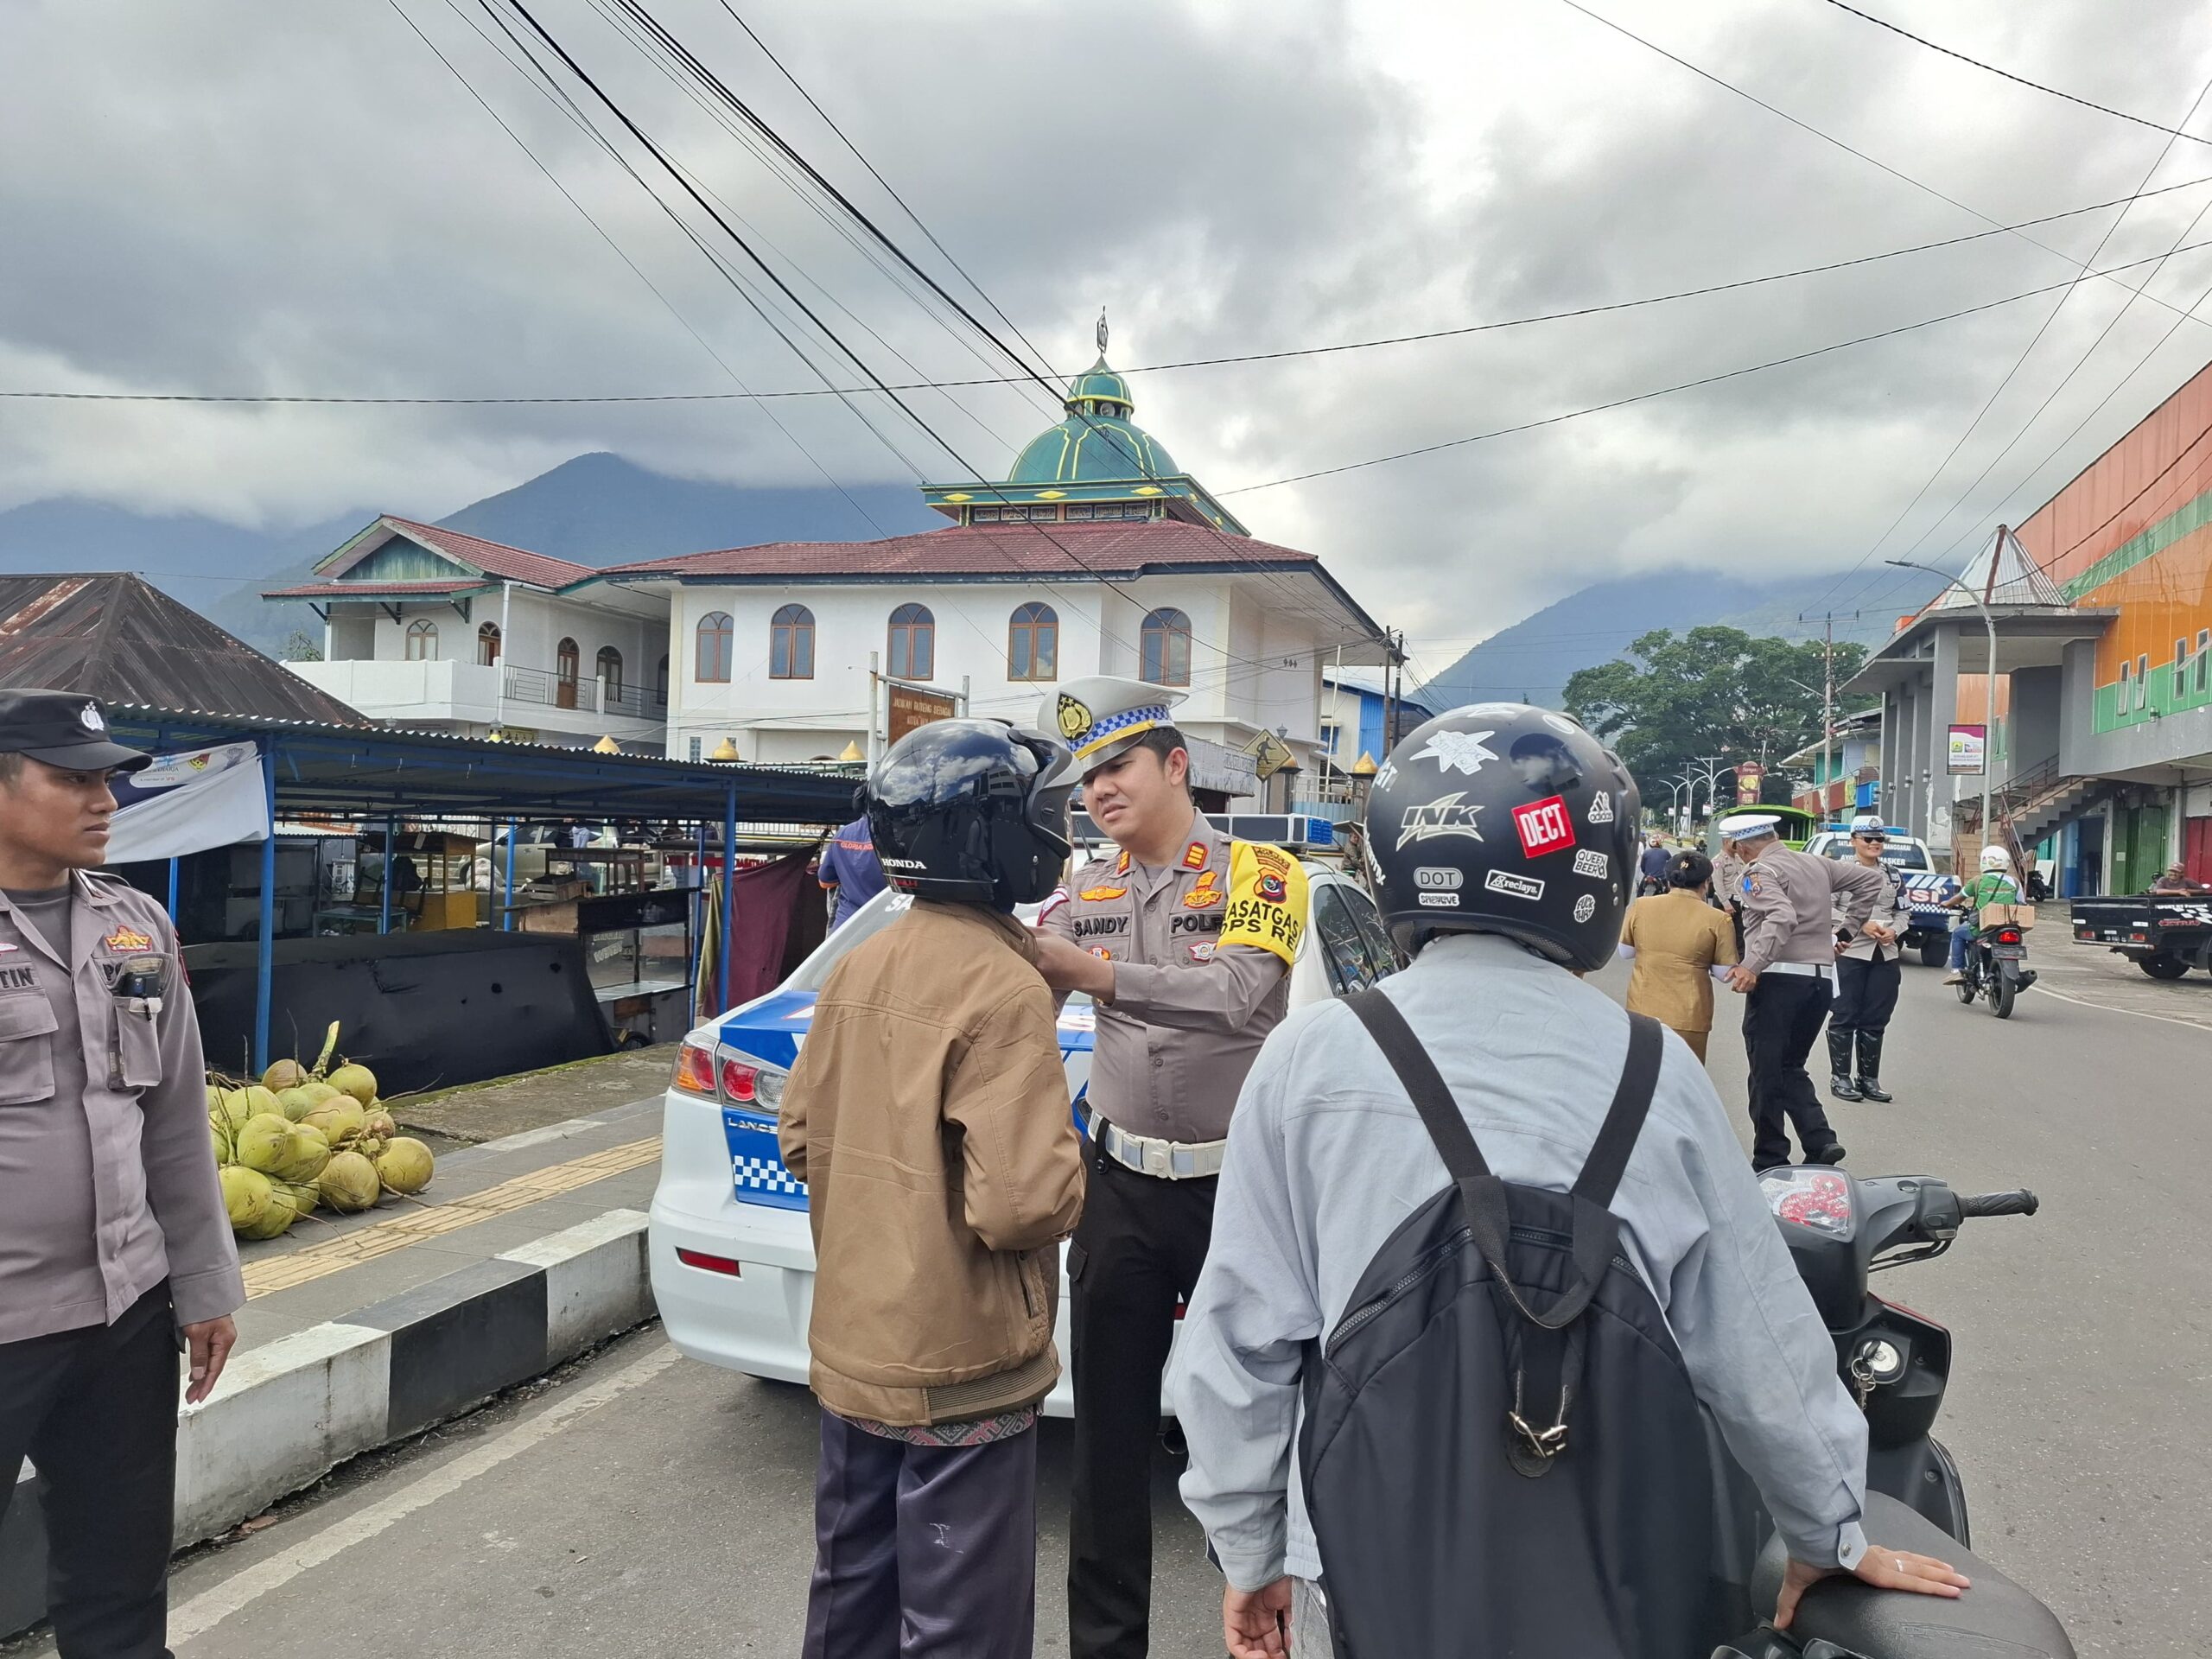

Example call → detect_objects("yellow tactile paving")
241 1136 662 1300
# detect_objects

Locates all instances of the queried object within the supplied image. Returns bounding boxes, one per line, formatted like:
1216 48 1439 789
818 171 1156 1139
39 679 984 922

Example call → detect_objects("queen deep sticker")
1218 842 1308 966
1572 849 1609 880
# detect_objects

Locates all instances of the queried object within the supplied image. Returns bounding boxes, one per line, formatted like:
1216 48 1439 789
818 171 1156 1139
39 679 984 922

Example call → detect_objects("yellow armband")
1218 842 1309 966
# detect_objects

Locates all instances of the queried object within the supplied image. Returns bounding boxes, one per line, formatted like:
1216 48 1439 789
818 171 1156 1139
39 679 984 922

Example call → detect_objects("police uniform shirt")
1737 846 1888 975
0 870 245 1343
1038 816 1304 1145
1834 861 1910 963
1713 849 1748 908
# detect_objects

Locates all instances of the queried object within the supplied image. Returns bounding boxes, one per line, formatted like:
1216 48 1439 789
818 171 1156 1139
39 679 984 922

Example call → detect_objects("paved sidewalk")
390 1048 677 1145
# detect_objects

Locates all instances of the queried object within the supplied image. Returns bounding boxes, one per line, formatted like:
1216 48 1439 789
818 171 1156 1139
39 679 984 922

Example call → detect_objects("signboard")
1734 761 1764 805
1244 729 1296 779
1947 723 1986 775
886 683 958 745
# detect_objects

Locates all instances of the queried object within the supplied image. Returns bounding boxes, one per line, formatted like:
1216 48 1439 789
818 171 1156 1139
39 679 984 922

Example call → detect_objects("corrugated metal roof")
0 574 372 727
261 578 482 600
378 518 595 588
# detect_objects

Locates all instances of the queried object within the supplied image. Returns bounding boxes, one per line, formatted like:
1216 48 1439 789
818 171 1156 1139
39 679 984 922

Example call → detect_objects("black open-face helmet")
866 720 1077 908
1364 703 1641 969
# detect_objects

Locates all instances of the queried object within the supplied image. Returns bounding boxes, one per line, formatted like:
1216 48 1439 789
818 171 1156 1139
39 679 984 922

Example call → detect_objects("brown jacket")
779 901 1085 1426
1620 888 1738 1036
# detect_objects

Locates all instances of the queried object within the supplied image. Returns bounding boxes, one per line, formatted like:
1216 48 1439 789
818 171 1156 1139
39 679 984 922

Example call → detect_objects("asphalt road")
11 938 2206 1658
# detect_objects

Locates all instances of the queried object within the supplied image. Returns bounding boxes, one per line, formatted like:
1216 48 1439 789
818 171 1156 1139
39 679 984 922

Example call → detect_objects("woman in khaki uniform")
1618 849 1739 1060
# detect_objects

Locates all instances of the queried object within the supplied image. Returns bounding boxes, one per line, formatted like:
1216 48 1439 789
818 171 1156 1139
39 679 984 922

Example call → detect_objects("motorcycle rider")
1827 814 1910 1103
1942 846 2022 986
1637 830 1673 896
1169 707 1966 1659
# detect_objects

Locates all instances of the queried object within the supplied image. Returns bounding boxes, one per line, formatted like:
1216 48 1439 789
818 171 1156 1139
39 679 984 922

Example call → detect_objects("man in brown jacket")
781 718 1085 1659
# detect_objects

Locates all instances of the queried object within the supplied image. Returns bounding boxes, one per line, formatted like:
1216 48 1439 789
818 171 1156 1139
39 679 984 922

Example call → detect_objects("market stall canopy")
0 573 368 726
96 705 856 827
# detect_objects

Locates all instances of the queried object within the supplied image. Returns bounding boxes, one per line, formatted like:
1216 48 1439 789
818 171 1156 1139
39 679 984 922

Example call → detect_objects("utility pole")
1798 611 1848 818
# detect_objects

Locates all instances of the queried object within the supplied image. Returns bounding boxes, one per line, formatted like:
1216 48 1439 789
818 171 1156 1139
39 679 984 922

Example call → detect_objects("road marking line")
2026 982 2212 1032
169 1340 682 1649
241 1136 661 1299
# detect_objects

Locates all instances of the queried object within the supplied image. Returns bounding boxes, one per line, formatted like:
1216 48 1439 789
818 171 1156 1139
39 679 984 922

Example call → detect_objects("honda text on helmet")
1366 703 1641 970
865 718 1077 909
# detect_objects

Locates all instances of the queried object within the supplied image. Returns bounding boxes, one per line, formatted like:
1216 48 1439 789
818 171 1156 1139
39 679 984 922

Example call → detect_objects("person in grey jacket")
1168 705 1964 1658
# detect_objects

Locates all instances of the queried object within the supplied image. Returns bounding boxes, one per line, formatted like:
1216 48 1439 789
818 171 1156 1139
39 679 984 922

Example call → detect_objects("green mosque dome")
1006 354 1179 485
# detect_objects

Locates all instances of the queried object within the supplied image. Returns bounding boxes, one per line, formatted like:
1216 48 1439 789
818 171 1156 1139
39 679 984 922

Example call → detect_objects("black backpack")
1299 990 1745 1658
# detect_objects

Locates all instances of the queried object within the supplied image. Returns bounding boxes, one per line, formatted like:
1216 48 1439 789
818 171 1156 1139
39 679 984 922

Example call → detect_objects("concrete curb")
1 1207 654 1640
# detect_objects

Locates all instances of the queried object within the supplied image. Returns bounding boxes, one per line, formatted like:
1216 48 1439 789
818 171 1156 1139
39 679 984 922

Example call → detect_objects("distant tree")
1564 626 1870 808
281 630 323 662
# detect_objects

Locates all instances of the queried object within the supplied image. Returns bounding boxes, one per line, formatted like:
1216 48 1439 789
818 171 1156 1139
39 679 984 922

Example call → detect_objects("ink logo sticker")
1397 792 1484 850
1573 849 1609 880
1410 728 1497 777
1484 869 1544 902
1587 791 1615 824
1511 795 1576 858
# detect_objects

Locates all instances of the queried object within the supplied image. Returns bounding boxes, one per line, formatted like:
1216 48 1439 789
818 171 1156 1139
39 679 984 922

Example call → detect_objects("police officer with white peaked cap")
0 690 245 1658
1827 813 1910 1104
1028 676 1309 1659
1720 812 1888 1171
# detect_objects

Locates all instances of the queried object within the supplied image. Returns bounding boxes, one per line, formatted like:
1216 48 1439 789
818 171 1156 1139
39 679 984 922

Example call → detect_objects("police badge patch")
1057 695 1092 745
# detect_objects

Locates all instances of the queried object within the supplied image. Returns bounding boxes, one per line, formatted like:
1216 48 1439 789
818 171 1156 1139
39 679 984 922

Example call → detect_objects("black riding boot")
1854 1031 1892 1102
1827 1030 1861 1101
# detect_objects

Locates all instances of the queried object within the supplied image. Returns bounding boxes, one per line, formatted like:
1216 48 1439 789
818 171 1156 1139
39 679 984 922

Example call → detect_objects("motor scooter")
1713 1169 2075 1658
1955 922 2037 1019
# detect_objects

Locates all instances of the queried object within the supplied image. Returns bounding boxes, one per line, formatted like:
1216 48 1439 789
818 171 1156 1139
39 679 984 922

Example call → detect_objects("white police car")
647 828 1397 1415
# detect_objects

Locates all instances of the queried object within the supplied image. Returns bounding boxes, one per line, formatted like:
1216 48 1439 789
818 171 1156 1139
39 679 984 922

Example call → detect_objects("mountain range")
2 450 1941 692
1413 565 1947 712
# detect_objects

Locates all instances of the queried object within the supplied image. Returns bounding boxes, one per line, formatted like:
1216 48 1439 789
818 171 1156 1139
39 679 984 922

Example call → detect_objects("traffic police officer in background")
1029 676 1307 1659
1827 813 1910 1104
1713 819 1751 945
1723 812 1887 1170
0 690 245 1657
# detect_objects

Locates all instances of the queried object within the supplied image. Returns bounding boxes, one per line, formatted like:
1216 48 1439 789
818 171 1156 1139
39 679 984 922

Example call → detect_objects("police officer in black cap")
0 690 244 1658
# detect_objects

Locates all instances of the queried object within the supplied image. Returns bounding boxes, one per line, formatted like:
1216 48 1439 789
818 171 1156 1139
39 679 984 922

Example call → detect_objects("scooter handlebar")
1957 1189 2039 1219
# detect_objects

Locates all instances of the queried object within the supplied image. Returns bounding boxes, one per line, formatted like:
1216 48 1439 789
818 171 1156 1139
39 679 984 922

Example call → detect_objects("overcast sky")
7 0 2212 671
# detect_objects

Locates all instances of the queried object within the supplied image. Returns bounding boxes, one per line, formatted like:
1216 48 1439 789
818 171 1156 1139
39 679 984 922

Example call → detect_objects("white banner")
106 741 270 863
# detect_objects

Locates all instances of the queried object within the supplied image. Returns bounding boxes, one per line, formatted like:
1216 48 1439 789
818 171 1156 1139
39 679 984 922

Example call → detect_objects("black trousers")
0 1283 178 1659
1829 954 1901 1039
1743 973 1841 1170
1068 1148 1218 1659
803 1408 1039 1659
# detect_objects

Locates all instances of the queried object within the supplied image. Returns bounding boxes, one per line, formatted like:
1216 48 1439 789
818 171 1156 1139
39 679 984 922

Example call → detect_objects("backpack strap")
1343 990 1655 1336
1570 1013 1664 1207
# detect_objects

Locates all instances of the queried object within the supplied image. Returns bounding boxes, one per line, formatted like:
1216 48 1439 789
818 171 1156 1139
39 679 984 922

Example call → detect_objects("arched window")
1141 607 1192 687
656 653 670 707
887 603 934 682
1007 601 1058 682
475 621 501 666
556 637 581 709
772 604 815 680
405 619 439 661
597 646 623 697
696 612 734 683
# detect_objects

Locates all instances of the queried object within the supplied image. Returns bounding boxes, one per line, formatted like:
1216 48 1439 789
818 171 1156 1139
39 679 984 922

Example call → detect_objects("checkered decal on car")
724 1109 809 1212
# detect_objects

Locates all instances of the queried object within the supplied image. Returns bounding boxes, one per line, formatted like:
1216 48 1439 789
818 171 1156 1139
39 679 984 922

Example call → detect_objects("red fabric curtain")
699 848 818 1019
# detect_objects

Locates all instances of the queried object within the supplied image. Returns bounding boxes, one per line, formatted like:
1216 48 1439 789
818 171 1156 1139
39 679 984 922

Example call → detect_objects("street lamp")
1683 755 1730 824
1887 557 1997 863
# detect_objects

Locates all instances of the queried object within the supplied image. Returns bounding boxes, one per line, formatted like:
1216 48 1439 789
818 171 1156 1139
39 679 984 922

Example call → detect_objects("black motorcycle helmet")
1365 703 1641 969
866 719 1077 908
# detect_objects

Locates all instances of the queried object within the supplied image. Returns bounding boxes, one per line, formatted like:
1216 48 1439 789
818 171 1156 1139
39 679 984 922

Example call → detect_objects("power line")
1555 0 2212 334
1815 0 2212 149
22 168 2212 409
1217 235 2212 495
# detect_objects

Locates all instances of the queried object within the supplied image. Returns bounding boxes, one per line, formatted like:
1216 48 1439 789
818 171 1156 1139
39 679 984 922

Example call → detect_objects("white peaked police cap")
1717 813 1780 841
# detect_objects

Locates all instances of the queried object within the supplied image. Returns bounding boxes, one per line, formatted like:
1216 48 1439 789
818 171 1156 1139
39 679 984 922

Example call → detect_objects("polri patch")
103 926 154 953
1182 869 1223 908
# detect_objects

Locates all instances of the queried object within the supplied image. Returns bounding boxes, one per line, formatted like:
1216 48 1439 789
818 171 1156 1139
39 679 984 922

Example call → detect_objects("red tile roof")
377 518 596 588
594 520 1317 582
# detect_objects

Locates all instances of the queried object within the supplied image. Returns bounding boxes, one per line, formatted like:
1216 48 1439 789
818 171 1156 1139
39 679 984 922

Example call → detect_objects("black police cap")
0 690 151 773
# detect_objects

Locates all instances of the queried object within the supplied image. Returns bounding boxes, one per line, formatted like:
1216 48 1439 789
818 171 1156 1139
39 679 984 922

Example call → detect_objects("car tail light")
720 1057 760 1103
676 1247 742 1277
1997 929 2022 945
672 1039 717 1098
